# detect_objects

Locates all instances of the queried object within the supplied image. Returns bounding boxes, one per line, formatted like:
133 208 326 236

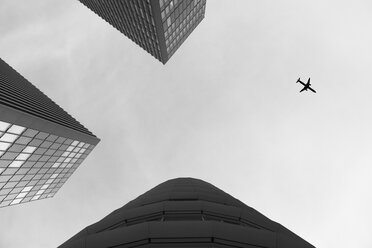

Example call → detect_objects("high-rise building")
77 0 207 64
0 58 100 208
60 177 315 248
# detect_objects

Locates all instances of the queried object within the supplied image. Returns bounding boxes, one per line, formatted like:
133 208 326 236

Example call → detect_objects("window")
0 142 11 151
7 125 25 135
22 146 36 154
9 160 24 168
0 133 18 143
0 121 10 132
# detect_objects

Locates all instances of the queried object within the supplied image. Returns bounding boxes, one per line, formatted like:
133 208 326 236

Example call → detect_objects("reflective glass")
7 125 26 135
22 186 33 192
22 129 38 138
22 146 36 154
0 133 18 143
10 198 22 205
0 121 10 132
15 153 31 161
15 136 32 145
8 160 24 168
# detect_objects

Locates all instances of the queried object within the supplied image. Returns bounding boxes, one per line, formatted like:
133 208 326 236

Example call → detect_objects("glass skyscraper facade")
78 0 207 64
59 178 315 248
0 58 99 208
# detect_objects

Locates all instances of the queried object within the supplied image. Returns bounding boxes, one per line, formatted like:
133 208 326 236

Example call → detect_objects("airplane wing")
308 87 316 93
297 80 306 87
300 87 306 92
306 78 311 85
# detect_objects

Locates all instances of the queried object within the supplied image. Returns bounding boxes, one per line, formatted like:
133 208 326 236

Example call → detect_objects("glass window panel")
34 162 45 168
62 151 70 157
0 168 4 174
48 157 58 163
16 192 28 199
38 155 50 162
64 139 73 145
40 141 52 148
22 129 38 138
64 157 72 163
38 168 48 174
16 168 30 174
23 196 32 202
0 150 4 157
35 132 49 140
9 160 25 168
1 152 19 160
7 125 26 135
53 150 63 157
16 181 28 187
10 174 23 182
72 147 81 153
0 133 18 143
68 152 76 158
78 142 84 148
66 146 74 152
0 121 11 131
41 184 49 190
50 143 61 150
10 198 22 205
22 186 33 192
22 161 35 168
15 153 31 161
44 149 56 156
15 136 32 145
71 141 79 146
36 189 45 195
4 181 18 188
22 146 37 154
28 139 43 147
28 154 42 161
8 144 26 153
56 157 64 163
0 160 12 168
46 135 58 142
32 195 41 200
55 137 66 144
51 173 59 179
35 147 47 155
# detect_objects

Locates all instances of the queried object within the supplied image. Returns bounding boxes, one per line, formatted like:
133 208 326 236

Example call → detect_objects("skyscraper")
77 0 207 64
60 178 315 248
0 58 100 208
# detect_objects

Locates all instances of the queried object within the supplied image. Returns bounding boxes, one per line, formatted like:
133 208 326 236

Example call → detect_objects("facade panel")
59 178 315 248
77 0 207 64
0 58 99 208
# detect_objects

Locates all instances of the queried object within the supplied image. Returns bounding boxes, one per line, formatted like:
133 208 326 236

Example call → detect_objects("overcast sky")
1 0 372 247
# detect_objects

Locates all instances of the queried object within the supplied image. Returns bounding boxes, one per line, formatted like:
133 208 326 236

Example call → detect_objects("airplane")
296 77 316 93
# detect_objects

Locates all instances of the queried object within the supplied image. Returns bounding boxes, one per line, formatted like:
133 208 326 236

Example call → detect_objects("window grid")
0 120 94 208
160 0 206 57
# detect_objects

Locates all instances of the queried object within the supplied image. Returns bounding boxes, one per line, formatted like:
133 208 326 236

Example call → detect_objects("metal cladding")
0 58 99 207
0 58 95 137
60 178 315 248
77 0 207 64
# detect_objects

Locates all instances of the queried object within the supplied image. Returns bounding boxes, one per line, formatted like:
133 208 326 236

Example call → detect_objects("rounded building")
59 178 315 248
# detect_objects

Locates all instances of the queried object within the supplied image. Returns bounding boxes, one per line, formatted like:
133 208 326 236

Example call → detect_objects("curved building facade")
60 178 315 248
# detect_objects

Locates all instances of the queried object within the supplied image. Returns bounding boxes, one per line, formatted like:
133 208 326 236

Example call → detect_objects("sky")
0 0 372 247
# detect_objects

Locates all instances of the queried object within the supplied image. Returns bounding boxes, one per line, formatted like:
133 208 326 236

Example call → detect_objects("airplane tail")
296 77 301 83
